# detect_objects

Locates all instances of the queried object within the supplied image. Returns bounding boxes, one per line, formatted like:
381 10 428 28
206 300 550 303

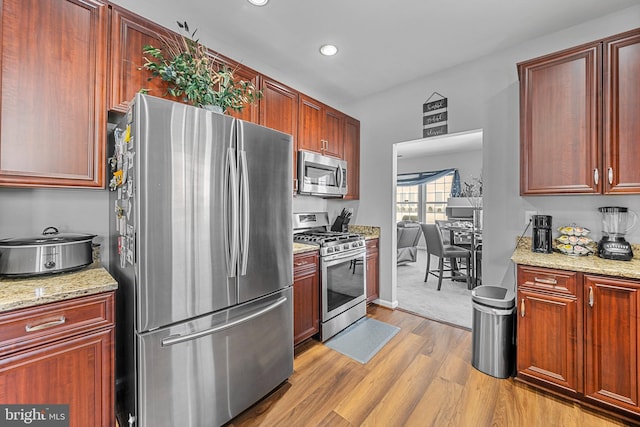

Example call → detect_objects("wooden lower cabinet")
584 274 640 415
0 292 115 427
366 239 379 302
517 286 581 394
517 265 640 422
293 251 319 345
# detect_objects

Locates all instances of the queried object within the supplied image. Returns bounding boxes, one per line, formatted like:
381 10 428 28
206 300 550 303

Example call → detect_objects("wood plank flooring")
226 305 634 427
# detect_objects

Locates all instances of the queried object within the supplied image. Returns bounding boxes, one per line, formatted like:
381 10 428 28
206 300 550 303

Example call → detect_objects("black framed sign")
423 92 448 138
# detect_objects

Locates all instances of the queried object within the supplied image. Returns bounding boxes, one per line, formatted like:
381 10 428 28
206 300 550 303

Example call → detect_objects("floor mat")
325 317 400 364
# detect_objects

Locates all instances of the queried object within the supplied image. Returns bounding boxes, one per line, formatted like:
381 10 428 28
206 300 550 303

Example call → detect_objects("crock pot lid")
0 227 96 246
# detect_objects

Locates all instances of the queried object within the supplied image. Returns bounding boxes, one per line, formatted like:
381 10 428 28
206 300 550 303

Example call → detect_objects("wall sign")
423 92 448 137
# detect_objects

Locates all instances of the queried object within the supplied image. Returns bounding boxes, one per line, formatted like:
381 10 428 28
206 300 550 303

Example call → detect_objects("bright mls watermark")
0 405 69 427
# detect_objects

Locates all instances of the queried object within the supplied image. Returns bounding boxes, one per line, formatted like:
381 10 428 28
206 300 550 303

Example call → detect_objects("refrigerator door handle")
161 296 288 346
239 149 250 276
224 146 239 277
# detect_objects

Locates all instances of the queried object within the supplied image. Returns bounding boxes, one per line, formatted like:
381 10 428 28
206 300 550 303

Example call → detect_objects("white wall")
346 6 640 307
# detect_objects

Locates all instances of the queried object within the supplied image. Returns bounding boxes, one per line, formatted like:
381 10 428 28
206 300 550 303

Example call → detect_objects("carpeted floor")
396 248 472 329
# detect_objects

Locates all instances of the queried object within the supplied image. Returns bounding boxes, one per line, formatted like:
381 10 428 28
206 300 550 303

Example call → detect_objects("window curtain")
397 168 460 195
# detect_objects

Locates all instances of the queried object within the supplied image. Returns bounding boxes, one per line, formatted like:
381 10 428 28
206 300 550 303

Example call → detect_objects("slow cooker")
0 226 96 277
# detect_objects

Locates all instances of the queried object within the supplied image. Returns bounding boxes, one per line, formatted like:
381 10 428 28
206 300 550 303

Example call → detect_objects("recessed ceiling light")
247 0 268 6
319 44 338 56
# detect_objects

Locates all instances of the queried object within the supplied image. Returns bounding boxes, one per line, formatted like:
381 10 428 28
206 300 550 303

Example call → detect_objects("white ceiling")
116 0 640 106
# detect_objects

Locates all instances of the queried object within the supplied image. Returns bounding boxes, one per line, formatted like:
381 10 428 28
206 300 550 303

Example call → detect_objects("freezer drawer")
136 287 293 427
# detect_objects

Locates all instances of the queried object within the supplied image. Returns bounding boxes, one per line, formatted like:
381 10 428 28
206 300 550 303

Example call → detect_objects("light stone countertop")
293 242 319 255
349 225 380 240
0 267 118 313
512 237 640 280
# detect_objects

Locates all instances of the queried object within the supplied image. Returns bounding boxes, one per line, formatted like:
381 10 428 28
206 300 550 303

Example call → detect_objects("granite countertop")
0 267 118 313
293 242 319 255
512 237 640 280
349 225 380 240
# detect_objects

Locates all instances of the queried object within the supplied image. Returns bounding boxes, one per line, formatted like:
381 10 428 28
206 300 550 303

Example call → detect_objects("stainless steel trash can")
471 285 515 379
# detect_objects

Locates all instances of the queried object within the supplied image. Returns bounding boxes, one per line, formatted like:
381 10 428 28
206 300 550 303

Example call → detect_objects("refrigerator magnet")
124 124 131 143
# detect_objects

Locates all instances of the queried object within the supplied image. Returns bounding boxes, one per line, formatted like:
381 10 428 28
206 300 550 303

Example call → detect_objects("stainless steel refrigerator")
108 94 293 427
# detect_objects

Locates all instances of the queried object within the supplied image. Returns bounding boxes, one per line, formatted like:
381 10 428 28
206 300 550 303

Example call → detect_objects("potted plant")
141 21 261 113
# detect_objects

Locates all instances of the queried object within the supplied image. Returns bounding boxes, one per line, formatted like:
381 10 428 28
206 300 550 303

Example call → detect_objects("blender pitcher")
598 206 637 261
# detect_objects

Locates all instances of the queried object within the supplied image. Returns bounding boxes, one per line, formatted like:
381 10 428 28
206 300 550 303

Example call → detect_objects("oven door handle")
323 250 366 266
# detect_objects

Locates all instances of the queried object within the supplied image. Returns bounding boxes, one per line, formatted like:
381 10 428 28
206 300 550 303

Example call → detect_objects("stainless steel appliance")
293 212 366 341
531 215 553 254
598 206 637 261
297 150 347 197
108 94 293 427
0 226 95 277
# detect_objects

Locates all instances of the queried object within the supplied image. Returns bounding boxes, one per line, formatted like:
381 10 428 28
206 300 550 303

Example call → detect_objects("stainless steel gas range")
293 212 367 341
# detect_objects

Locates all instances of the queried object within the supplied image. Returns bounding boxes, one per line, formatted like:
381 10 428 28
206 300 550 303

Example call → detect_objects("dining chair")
420 223 471 290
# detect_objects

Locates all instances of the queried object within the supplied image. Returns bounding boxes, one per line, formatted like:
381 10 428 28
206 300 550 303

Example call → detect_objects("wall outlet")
525 210 537 227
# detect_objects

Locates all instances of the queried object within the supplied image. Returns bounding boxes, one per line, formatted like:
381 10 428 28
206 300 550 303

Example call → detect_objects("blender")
598 207 637 261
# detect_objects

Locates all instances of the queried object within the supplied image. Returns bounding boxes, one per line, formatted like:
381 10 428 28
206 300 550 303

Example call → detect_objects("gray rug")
397 249 472 329
325 317 400 364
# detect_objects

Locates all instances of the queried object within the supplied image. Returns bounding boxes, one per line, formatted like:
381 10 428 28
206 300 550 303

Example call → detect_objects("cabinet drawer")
366 238 379 251
0 292 114 357
294 252 319 279
517 265 578 296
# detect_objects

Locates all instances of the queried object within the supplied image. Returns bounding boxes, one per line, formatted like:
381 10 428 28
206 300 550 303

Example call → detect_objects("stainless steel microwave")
298 150 347 197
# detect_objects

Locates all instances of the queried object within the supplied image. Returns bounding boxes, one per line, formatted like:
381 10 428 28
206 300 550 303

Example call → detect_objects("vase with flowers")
460 174 483 230
140 21 261 113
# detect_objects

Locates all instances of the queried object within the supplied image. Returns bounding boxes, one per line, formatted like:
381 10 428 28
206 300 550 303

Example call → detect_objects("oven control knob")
343 244 350 250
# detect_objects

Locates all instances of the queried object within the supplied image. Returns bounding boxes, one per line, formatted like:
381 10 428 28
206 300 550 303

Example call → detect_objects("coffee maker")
532 215 553 253
598 206 637 261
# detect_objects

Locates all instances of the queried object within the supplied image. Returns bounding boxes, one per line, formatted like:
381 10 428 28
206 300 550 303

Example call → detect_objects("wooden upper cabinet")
298 95 324 153
584 274 640 415
109 6 181 112
323 107 343 158
518 42 601 195
298 94 343 158
343 115 360 200
603 28 640 193
0 0 108 188
259 77 298 189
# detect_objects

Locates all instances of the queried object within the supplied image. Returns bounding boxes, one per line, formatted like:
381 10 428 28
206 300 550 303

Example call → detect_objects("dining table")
440 222 482 288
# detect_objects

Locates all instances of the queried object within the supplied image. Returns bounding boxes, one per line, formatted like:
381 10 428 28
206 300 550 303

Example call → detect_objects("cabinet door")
323 107 343 158
584 275 640 413
518 43 601 195
603 28 640 193
366 239 379 302
259 78 298 191
0 0 107 188
109 7 181 112
298 95 324 154
516 288 581 394
293 252 319 345
0 328 114 427
343 116 360 200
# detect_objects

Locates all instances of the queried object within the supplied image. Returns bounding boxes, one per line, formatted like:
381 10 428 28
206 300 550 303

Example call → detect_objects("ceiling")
118 0 640 106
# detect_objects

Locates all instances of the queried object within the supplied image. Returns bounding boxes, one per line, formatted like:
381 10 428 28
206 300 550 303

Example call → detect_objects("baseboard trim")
375 299 398 309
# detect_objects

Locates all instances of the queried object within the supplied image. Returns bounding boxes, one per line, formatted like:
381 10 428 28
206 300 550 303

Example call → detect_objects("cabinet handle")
589 286 594 307
593 168 599 185
534 277 557 285
294 261 308 266
520 298 525 317
25 316 66 332
608 167 613 185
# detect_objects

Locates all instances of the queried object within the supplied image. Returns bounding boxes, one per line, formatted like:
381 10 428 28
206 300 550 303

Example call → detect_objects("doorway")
392 129 483 329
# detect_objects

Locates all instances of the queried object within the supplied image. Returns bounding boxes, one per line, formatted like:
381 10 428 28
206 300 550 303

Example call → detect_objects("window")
396 171 455 224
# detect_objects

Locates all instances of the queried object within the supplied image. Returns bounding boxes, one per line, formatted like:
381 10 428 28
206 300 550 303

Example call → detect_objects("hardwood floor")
227 305 632 427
